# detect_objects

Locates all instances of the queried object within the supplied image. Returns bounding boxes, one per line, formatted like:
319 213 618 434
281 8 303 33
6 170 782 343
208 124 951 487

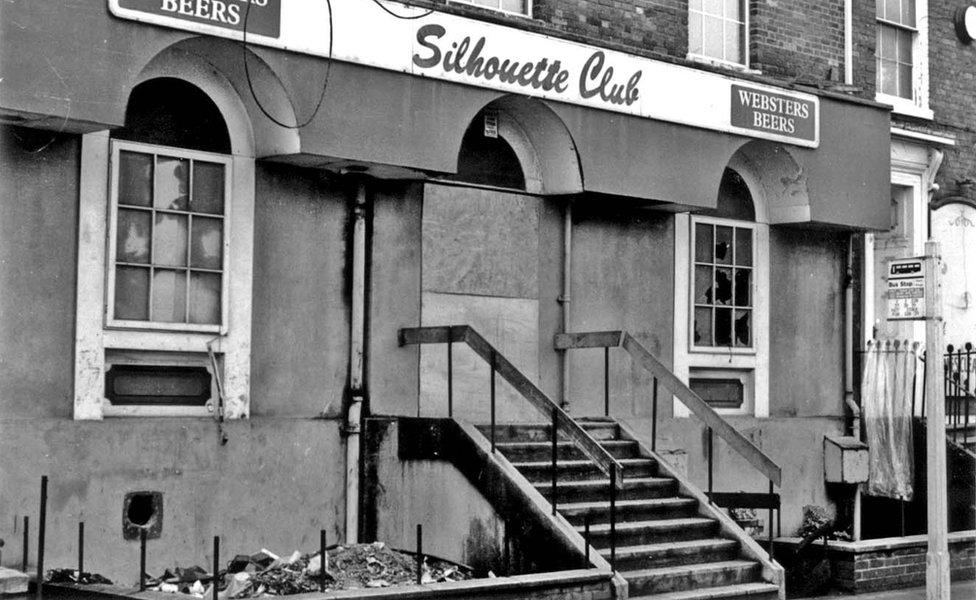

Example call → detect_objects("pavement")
798 580 975 599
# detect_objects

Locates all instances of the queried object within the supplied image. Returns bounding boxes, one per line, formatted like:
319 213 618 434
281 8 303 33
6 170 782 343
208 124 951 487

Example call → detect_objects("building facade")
3 0 956 587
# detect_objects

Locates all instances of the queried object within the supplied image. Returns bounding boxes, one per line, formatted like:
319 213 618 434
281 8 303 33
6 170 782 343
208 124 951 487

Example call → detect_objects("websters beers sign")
109 0 819 147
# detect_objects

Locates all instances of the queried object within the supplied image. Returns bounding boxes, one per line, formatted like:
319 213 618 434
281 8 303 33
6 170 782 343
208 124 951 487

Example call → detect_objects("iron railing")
556 330 783 556
399 325 624 568
943 343 975 447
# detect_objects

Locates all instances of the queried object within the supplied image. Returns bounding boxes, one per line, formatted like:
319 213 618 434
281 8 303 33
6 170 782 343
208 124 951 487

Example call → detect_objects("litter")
46 569 113 585
145 542 471 597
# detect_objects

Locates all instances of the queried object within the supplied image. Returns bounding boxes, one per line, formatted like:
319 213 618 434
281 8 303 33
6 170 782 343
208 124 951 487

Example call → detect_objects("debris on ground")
46 569 113 585
145 542 472 597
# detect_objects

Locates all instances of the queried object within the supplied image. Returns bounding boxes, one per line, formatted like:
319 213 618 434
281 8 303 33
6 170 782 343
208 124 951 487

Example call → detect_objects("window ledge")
876 93 934 120
447 0 532 19
686 53 761 75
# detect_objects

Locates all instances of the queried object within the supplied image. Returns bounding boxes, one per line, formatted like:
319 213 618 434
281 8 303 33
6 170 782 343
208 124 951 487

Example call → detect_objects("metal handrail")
555 330 782 487
399 325 624 486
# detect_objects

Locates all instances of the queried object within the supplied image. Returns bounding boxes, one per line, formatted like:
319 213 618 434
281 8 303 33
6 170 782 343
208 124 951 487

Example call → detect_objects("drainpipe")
844 0 853 85
345 179 367 544
844 236 859 439
560 199 573 409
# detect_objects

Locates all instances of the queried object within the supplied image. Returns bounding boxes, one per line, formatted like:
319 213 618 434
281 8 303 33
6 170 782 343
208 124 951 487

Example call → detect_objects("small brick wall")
777 531 976 594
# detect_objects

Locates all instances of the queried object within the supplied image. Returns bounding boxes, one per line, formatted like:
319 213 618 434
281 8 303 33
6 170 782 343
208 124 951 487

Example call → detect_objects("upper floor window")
875 0 931 118
108 141 230 332
453 0 530 17
876 0 916 99
688 0 747 66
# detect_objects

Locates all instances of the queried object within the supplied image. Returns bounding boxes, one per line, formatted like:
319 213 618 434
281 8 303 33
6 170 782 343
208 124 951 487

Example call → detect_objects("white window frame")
106 140 231 334
687 0 750 69
674 210 770 418
73 132 255 420
688 215 756 354
875 0 932 119
450 0 532 18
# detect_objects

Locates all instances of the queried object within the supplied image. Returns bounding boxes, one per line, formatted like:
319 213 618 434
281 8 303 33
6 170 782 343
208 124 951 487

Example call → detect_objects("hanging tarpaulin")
860 339 919 500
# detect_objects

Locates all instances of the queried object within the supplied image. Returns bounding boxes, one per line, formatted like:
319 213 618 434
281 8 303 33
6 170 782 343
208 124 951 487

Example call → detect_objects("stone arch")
131 37 301 158
455 95 584 195
724 140 810 224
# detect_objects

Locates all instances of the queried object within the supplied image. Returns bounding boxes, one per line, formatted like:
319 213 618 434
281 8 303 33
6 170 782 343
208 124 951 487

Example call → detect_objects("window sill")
686 53 760 75
876 93 934 120
447 0 532 19
102 404 214 418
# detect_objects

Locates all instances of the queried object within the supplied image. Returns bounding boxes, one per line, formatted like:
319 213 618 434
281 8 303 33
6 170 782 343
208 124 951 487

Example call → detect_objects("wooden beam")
464 329 623 484
708 492 781 510
554 331 624 350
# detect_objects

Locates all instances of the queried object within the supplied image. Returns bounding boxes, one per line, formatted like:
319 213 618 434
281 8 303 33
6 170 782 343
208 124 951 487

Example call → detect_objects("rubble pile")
147 542 472 597
46 569 113 585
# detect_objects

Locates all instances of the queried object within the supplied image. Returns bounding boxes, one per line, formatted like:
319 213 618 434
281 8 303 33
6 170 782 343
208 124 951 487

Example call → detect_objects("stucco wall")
0 132 348 582
568 207 675 418
0 128 79 420
768 227 847 418
251 164 351 417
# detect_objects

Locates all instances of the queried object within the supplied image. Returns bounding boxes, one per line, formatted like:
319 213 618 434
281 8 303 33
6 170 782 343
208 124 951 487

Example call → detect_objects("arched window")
74 73 255 420
674 167 770 417
108 79 232 331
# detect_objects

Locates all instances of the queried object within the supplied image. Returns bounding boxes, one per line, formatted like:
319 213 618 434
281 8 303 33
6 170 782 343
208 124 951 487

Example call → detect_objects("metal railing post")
21 516 28 574
707 427 714 495
604 348 610 417
139 530 147 591
583 512 591 567
78 522 84 577
212 536 219 600
447 328 454 418
551 407 558 515
415 524 423 585
768 480 775 561
37 476 47 600
609 467 617 571
651 377 658 452
490 350 496 453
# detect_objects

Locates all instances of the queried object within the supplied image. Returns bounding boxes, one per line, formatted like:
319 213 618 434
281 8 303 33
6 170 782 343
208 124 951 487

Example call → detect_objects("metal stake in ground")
319 530 326 592
21 516 28 574
212 536 220 600
78 522 84 578
415 524 423 585
139 530 146 591
37 476 47 600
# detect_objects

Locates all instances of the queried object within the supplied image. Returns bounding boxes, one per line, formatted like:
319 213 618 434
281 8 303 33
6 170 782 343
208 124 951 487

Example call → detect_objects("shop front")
0 0 891 581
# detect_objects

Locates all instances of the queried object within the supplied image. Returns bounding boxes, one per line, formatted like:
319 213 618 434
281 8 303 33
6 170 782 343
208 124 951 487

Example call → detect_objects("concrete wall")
0 133 349 583
568 206 675 418
366 419 508 574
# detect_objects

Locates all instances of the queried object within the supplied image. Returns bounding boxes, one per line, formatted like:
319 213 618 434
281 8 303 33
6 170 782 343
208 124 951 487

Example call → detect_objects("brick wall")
925 0 976 198
749 0 846 83
776 533 976 594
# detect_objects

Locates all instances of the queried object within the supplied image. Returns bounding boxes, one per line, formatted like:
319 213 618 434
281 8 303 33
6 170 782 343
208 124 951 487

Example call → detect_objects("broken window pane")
118 151 152 207
734 268 751 306
152 269 187 323
734 309 751 346
116 209 151 264
715 226 733 264
694 307 712 346
155 156 189 211
715 268 733 305
115 266 149 320
715 308 732 346
695 223 713 262
695 265 713 304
